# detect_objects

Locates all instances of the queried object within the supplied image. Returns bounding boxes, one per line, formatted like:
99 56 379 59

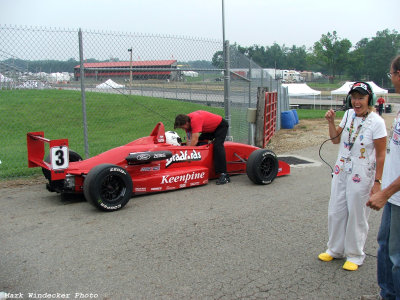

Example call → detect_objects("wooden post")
255 87 268 148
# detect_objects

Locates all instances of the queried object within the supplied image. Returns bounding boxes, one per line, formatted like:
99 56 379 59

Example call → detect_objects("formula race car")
27 122 290 212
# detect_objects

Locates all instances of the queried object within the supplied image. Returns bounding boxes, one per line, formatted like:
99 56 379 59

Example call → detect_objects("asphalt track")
0 137 385 300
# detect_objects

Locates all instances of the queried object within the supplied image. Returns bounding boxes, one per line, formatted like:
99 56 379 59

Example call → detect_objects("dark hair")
174 114 190 129
392 55 400 72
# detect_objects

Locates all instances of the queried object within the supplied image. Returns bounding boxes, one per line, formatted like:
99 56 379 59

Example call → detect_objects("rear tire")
84 164 133 212
246 149 278 185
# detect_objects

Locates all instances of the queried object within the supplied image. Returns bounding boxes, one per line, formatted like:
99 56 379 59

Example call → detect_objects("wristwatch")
375 179 382 184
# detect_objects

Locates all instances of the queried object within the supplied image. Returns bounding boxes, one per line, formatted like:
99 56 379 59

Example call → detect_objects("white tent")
281 83 321 96
0 73 13 82
331 81 388 105
367 82 388 95
96 79 125 89
48 72 71 83
282 83 321 109
182 71 199 77
331 81 388 95
17 80 46 89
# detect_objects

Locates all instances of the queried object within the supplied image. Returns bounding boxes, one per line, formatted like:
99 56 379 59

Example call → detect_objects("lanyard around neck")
347 112 368 152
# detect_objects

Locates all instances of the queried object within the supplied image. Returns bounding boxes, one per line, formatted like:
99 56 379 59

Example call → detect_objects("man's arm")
367 175 400 210
188 132 200 146
370 137 387 195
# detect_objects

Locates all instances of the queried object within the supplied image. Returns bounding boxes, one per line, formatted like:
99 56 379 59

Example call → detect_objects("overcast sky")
0 0 397 49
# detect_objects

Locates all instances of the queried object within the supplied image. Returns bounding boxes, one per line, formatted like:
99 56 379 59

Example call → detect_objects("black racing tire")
246 149 279 185
68 150 83 162
83 164 133 212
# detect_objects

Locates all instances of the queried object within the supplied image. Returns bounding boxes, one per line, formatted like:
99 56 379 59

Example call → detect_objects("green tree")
312 31 352 77
363 29 400 86
245 45 267 67
346 38 368 80
211 51 224 69
209 28 398 83
186 60 214 69
286 45 308 71
265 43 286 69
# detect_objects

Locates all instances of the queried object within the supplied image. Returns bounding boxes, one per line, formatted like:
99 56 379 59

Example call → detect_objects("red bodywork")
27 122 290 195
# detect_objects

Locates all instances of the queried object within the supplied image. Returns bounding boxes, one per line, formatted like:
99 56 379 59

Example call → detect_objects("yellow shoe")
318 252 334 262
343 261 358 271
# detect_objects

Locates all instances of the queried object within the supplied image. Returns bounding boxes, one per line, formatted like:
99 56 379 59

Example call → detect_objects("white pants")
326 158 373 265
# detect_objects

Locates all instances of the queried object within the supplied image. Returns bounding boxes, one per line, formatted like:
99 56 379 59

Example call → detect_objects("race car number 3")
50 146 69 169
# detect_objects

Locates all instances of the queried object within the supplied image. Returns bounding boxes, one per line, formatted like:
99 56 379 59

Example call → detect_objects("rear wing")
27 132 69 180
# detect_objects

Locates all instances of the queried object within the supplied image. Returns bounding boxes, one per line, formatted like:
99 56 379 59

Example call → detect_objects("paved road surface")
0 141 384 300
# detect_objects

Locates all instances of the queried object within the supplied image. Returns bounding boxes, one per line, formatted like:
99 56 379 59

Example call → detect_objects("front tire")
246 149 279 184
84 164 133 212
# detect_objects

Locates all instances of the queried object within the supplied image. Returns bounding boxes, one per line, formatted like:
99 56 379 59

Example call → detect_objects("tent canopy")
0 73 13 82
96 79 125 89
331 81 388 95
282 83 321 96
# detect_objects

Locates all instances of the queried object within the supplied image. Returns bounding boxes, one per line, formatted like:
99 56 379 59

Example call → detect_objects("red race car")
27 122 290 211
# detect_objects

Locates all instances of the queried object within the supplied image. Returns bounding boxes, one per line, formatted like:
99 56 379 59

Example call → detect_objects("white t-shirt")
338 109 386 164
383 111 400 206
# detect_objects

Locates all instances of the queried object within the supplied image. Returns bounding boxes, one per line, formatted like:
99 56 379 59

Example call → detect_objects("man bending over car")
174 110 230 185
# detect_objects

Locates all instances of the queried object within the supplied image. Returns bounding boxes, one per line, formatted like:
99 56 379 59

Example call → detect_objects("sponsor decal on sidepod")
161 171 206 184
165 150 202 167
136 153 151 161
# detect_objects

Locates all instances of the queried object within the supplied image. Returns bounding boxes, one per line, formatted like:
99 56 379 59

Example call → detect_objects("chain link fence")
0 25 286 179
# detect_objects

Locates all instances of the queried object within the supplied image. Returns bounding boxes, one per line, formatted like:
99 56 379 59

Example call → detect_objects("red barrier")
263 92 277 148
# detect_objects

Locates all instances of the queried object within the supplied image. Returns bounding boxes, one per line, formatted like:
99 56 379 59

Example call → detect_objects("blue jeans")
377 202 400 300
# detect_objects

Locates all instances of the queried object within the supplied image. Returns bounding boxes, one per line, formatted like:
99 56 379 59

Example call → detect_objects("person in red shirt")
174 110 230 185
377 97 385 116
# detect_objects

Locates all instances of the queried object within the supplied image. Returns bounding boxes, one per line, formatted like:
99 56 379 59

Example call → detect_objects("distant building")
300 71 324 82
74 60 178 81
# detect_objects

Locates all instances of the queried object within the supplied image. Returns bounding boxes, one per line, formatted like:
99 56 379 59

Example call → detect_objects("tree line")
212 29 399 87
2 28 398 87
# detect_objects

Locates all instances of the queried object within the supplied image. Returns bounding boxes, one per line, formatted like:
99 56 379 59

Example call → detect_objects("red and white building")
74 60 178 81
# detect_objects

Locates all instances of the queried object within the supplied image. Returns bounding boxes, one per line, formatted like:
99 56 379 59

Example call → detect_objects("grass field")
0 89 224 179
1 89 340 179
297 109 344 119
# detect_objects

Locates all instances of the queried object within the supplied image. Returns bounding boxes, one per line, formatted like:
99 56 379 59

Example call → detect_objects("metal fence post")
261 67 264 88
223 40 231 139
248 58 252 144
206 83 208 105
78 28 89 159
128 47 133 95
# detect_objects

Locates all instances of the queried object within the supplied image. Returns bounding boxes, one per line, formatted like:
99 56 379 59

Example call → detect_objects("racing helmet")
165 131 182 146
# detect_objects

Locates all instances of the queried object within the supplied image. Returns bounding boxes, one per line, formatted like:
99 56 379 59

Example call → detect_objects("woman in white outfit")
319 82 387 271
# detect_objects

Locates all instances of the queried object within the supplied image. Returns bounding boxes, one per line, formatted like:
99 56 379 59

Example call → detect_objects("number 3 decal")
50 146 69 170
